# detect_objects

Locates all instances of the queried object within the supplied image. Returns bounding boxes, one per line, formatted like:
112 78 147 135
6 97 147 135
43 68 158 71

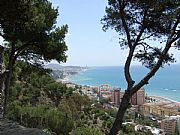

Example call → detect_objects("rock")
0 120 49 135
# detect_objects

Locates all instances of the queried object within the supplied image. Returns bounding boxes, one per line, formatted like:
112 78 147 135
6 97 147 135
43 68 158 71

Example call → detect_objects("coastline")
58 77 180 103
149 96 180 103
57 66 180 102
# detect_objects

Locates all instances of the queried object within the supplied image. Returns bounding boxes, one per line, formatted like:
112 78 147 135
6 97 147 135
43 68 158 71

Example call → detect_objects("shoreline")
58 77 180 103
57 66 180 103
149 96 180 103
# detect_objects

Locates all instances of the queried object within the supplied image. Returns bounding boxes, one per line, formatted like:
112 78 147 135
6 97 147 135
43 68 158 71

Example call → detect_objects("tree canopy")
102 0 179 68
0 0 68 64
102 0 179 134
0 0 68 117
71 127 103 135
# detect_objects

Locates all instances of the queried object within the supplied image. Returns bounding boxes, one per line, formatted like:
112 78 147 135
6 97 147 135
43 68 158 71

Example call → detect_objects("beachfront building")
99 84 111 93
160 117 177 134
111 88 145 106
119 91 125 103
111 89 121 106
111 88 124 106
131 87 145 106
98 84 112 100
143 98 180 117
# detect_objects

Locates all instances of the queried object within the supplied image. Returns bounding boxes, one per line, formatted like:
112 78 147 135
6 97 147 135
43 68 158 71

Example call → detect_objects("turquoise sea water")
70 65 180 102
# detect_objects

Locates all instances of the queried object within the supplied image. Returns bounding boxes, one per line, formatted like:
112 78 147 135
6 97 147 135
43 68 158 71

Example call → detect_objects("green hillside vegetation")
1 0 176 134
5 61 147 135
5 61 103 134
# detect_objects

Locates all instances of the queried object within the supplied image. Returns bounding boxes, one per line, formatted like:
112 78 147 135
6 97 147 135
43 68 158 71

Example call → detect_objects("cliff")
0 120 49 135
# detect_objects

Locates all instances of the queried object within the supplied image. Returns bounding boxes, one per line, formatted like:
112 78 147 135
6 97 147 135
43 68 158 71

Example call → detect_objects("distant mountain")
44 63 63 70
44 64 86 80
45 64 83 71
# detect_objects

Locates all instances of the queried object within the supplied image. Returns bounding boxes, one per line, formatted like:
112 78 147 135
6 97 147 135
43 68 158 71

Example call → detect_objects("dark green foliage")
136 116 158 127
134 47 175 69
0 0 68 115
121 124 146 135
8 62 110 135
6 62 93 135
0 0 68 63
7 105 74 134
8 61 75 106
106 108 117 118
102 0 179 68
71 127 103 135
102 1 179 134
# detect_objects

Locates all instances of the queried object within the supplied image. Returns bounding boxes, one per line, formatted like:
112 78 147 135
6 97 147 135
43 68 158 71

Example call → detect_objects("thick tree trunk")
109 91 131 135
3 67 13 117
3 44 15 117
0 72 6 118
3 54 14 117
0 46 6 118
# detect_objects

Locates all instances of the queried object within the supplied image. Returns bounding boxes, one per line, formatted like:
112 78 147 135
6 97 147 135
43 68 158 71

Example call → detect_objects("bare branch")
0 32 4 39
130 20 180 95
119 1 132 49
139 32 156 42
124 10 148 89
124 47 135 89
134 10 148 46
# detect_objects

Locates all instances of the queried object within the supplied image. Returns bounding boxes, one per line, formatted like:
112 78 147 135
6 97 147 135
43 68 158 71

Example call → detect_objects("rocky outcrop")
0 120 49 135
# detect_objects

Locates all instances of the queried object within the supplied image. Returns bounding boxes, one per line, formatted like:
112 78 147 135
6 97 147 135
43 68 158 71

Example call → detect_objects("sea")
69 65 180 102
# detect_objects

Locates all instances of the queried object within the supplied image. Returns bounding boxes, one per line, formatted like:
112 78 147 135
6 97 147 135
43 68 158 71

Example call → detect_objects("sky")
51 0 130 66
51 0 180 67
0 0 179 66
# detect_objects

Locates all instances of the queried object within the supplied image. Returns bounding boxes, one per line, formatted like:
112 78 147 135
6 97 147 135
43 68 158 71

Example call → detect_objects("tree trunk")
0 46 6 118
3 61 13 118
109 91 131 135
3 44 15 118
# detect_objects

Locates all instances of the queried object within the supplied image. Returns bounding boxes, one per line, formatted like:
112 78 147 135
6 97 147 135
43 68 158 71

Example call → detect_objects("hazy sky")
1 0 179 66
51 0 131 66
51 0 180 66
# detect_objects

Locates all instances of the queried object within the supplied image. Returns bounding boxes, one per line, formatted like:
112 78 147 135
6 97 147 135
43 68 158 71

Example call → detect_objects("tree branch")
124 10 148 89
134 10 147 46
130 19 180 95
0 32 5 39
119 1 132 49
124 47 135 89
14 40 40 61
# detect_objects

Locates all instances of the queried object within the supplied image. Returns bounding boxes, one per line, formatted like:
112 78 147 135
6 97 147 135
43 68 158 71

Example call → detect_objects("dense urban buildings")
131 87 145 105
99 84 111 93
62 82 180 134
111 87 145 106
143 97 180 117
160 117 178 134
111 89 121 106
